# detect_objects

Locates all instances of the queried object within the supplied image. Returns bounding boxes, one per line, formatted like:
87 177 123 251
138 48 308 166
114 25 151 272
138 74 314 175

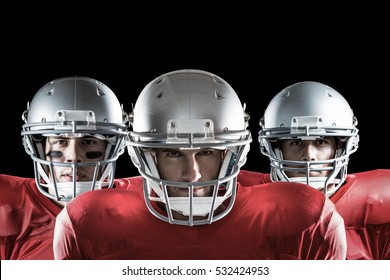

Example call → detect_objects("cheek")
281 150 297 160
202 158 222 176
46 151 63 159
327 149 337 159
157 160 180 179
85 151 104 159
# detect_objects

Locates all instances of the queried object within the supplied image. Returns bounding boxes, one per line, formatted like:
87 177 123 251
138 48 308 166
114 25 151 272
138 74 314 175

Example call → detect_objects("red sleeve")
53 188 147 259
0 174 60 260
235 182 346 259
114 176 144 191
237 170 269 186
332 169 390 259
310 197 346 259
53 206 81 259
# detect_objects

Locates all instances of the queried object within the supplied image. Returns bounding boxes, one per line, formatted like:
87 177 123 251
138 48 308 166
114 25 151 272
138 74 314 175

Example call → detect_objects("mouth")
170 185 210 197
61 173 86 182
294 171 321 176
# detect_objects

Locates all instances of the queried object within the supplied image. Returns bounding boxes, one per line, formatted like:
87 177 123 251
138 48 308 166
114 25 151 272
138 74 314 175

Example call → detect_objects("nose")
301 143 317 161
181 154 202 182
64 141 83 163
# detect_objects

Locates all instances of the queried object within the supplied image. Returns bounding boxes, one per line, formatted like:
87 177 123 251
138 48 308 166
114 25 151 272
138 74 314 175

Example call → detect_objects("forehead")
153 147 222 153
47 134 99 139
46 135 106 143
281 136 335 141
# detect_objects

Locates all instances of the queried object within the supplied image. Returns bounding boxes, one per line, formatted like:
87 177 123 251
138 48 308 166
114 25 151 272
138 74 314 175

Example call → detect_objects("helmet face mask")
128 69 251 226
258 81 359 197
21 76 129 202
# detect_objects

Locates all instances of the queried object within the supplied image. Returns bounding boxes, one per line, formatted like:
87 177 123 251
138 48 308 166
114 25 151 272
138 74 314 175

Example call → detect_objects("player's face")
280 137 337 178
44 136 107 183
152 148 224 197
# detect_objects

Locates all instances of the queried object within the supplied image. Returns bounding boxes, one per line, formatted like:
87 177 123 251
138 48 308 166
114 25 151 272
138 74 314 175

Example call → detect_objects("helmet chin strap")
166 196 226 217
274 174 340 197
286 176 339 190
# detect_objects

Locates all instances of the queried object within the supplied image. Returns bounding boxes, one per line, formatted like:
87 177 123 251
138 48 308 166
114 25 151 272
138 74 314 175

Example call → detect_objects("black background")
2 6 389 179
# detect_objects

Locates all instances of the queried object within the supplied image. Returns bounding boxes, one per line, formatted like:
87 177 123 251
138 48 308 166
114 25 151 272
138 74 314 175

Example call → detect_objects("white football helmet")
259 81 359 197
21 76 128 202
128 69 251 226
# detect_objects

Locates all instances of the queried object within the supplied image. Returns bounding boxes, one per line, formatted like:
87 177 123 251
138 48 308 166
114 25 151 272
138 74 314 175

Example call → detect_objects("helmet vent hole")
214 91 224 100
97 88 105 97
155 77 164 84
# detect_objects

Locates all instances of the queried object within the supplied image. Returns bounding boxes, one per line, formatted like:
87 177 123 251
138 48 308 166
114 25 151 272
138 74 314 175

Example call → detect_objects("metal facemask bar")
138 146 244 226
128 118 251 226
32 155 116 202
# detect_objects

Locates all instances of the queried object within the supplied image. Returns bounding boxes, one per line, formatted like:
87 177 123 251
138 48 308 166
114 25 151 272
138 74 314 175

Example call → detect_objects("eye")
290 140 301 146
82 139 98 145
51 139 69 146
198 149 214 156
166 150 181 157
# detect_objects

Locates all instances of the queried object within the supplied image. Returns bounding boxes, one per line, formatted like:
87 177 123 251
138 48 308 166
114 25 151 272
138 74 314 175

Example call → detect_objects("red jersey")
0 174 135 260
243 169 390 260
113 175 144 191
331 169 390 260
238 170 269 186
0 174 61 259
54 181 346 260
